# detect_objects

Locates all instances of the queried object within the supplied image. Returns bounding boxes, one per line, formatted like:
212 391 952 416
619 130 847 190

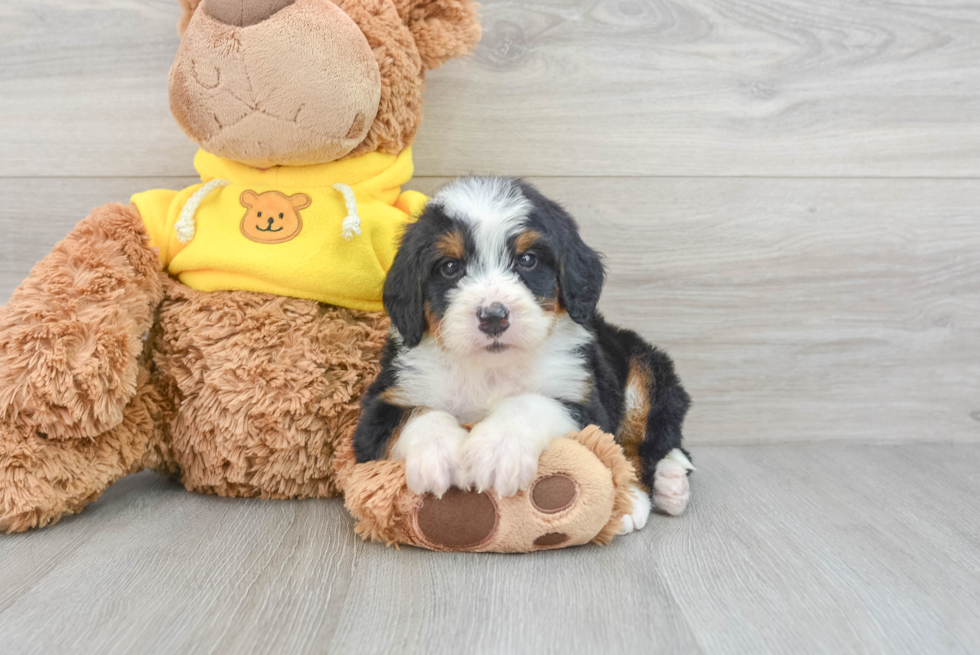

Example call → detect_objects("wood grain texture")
2 0 980 177
0 177 196 297
0 444 978 654
2 1 978 652
6 177 975 445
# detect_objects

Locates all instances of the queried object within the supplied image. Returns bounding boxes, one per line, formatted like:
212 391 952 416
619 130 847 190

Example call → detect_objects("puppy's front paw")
394 411 468 498
461 422 542 498
619 486 652 534
404 441 462 499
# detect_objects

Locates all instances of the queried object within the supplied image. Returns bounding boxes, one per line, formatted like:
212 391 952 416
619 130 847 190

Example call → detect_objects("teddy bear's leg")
0 202 164 439
0 367 165 532
0 203 165 531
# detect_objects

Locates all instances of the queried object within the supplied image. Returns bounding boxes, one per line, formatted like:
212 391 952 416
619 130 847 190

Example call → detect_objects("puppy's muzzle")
477 302 510 337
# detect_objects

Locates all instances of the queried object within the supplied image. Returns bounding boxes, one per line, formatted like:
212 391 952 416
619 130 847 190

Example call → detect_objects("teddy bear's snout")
204 0 296 27
171 0 384 167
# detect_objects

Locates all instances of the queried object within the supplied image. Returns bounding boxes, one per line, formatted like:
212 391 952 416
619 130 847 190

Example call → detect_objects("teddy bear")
0 0 639 550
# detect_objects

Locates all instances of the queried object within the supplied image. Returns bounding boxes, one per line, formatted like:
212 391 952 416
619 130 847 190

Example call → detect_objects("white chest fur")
392 316 593 424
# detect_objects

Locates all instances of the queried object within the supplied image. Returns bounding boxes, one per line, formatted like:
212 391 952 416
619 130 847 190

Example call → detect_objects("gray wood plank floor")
1 0 978 653
1 444 978 654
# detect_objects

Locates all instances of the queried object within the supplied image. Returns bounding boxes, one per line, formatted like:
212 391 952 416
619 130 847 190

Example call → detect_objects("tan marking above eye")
436 231 465 260
515 229 542 254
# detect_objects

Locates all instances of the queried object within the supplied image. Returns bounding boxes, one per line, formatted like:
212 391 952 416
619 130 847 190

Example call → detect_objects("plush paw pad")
533 532 570 547
530 474 578 514
415 488 498 549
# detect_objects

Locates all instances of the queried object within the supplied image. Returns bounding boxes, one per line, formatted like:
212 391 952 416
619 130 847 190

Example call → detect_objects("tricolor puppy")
354 177 693 531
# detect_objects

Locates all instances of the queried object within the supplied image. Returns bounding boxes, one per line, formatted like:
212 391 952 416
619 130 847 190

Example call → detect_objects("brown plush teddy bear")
0 0 479 531
0 0 638 550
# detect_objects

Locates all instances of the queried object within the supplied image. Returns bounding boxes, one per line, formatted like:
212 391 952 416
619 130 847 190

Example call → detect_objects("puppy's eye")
439 260 462 279
517 252 537 270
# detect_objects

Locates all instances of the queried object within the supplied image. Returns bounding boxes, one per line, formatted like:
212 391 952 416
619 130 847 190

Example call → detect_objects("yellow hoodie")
132 148 427 312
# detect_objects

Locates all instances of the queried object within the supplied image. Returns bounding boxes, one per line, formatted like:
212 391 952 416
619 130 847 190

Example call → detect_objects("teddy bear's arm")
0 202 165 440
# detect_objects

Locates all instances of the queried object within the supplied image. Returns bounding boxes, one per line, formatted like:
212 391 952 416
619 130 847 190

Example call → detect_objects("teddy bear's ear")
177 0 204 37
393 0 482 71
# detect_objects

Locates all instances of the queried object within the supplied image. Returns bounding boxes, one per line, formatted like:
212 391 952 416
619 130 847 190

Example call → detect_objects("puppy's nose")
205 0 296 27
477 303 510 337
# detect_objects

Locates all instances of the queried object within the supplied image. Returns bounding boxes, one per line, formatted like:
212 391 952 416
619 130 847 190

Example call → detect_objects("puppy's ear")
384 225 428 348
394 0 482 70
558 231 605 325
517 180 606 325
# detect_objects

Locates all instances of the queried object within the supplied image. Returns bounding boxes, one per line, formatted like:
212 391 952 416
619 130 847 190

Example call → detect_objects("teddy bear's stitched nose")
204 0 297 27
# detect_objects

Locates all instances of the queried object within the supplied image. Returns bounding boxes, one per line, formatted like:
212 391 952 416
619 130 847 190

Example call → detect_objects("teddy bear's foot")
341 426 639 553
412 469 593 551
0 370 161 533
652 449 695 516
410 430 639 552
413 472 589 550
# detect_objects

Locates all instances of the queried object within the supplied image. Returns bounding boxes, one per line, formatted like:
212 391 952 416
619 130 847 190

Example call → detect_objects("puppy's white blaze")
433 177 530 268
392 315 591 425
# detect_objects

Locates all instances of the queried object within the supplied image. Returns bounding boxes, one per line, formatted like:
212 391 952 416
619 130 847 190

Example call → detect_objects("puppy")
353 177 692 531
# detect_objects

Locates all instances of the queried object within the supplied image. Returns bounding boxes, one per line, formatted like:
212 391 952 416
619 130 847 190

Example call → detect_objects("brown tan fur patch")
379 386 410 408
538 288 560 315
435 231 465 260
540 283 563 337
616 358 653 491
515 229 541 254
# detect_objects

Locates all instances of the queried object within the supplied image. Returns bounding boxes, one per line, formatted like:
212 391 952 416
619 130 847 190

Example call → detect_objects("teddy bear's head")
171 0 480 168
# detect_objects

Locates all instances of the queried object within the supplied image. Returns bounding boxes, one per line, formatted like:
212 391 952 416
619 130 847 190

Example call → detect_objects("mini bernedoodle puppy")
354 177 693 532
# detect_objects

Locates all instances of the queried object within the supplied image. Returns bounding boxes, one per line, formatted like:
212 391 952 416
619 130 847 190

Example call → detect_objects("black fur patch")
516 181 606 324
383 206 476 347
